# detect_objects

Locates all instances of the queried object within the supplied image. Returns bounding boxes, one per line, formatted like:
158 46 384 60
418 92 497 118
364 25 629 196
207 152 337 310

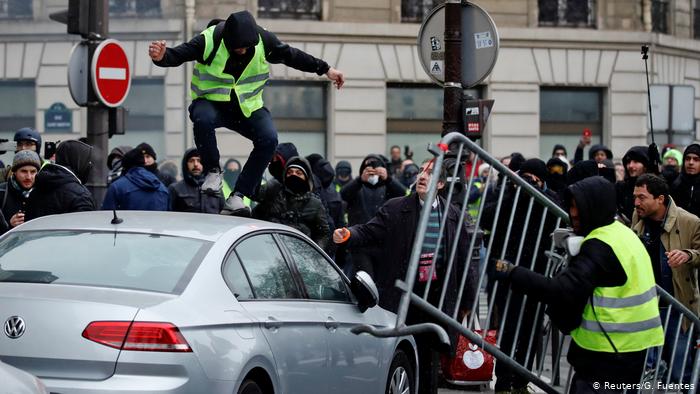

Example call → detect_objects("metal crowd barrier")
352 132 700 393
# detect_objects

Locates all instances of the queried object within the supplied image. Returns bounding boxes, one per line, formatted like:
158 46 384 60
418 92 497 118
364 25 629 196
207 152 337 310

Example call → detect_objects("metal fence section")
352 131 700 393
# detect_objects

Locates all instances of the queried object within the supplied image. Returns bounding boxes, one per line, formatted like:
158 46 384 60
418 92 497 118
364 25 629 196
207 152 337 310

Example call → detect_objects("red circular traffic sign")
91 39 131 107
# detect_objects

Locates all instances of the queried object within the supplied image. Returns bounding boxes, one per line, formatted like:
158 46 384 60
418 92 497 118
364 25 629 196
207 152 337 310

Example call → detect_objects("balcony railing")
652 0 669 33
109 0 161 18
401 0 442 23
0 0 32 19
258 0 322 20
539 0 596 28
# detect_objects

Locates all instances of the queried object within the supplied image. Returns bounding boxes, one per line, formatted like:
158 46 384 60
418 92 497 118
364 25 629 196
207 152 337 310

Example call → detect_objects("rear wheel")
385 349 414 394
238 379 264 394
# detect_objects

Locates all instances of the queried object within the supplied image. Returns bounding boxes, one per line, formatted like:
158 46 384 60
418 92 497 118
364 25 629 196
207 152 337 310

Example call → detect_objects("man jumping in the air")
150 10 344 216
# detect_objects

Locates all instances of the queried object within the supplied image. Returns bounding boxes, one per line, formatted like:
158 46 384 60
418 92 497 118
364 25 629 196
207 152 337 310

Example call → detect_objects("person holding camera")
0 150 42 234
252 156 330 251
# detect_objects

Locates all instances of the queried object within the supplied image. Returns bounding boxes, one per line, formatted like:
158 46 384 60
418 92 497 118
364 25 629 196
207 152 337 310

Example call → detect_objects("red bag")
441 323 497 384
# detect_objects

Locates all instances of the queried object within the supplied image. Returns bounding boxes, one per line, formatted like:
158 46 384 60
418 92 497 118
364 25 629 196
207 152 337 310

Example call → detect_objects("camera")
44 141 59 160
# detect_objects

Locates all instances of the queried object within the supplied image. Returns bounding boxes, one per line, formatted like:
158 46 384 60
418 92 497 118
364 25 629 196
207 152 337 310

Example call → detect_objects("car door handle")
325 317 339 330
263 316 281 330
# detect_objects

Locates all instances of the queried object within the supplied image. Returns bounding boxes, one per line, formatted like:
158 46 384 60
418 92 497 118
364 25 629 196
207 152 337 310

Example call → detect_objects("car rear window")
0 230 211 294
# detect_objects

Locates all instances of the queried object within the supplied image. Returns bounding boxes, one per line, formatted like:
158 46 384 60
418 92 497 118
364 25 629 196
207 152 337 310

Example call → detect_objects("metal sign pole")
86 0 109 206
442 0 463 137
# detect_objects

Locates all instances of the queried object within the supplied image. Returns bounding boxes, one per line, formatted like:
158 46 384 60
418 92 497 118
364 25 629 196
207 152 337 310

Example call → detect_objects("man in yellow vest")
149 10 344 216
495 176 664 392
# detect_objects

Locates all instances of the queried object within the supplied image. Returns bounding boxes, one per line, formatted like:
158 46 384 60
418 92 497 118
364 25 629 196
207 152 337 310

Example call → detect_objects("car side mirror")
352 271 378 313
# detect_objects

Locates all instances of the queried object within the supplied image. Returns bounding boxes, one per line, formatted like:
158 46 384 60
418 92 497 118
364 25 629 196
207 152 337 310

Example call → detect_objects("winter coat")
341 154 407 226
25 164 95 220
253 157 331 251
344 193 479 320
507 177 648 384
632 198 700 331
616 146 651 222
168 148 224 214
0 179 30 234
671 144 700 218
102 167 169 211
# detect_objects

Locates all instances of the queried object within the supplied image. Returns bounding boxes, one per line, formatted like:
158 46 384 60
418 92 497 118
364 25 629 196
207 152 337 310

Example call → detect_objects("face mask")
367 175 379 185
285 175 308 195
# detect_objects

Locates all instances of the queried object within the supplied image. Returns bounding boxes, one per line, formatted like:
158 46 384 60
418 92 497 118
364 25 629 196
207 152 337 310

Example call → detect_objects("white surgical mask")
367 175 379 185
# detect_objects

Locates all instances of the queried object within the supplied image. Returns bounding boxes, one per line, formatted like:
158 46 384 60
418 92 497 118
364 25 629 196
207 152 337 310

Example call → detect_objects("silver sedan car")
0 211 416 394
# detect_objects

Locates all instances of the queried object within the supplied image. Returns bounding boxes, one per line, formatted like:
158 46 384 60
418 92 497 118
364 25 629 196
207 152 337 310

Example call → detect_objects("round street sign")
417 2 500 88
91 39 131 108
68 42 88 106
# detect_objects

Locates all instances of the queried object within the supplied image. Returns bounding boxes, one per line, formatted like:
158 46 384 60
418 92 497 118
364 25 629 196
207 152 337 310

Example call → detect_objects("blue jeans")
188 99 278 197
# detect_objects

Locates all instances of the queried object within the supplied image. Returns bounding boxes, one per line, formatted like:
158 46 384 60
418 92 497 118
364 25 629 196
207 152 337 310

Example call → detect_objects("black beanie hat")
135 143 157 161
683 144 700 160
122 148 146 171
519 158 548 181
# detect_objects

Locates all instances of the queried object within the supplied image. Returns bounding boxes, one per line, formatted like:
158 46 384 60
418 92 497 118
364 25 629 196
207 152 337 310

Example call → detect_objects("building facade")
0 0 698 170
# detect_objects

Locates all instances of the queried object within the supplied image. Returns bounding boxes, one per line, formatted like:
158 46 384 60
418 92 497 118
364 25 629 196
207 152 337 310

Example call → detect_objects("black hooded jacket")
168 148 224 214
507 177 645 384
26 140 95 220
341 154 407 226
253 156 330 251
616 146 650 222
671 143 700 217
154 11 330 118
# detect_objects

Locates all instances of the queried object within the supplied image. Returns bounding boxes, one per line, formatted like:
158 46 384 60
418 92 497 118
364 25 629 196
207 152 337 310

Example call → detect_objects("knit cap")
12 150 41 171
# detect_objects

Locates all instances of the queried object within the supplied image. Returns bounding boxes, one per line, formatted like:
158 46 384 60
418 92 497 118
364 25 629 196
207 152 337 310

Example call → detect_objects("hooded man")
25 140 95 220
222 158 241 197
661 148 683 184
617 146 651 222
0 150 42 233
101 148 169 211
671 144 700 217
341 153 407 227
169 148 224 214
334 160 352 191
306 153 345 232
149 11 344 217
107 145 132 185
495 177 664 391
252 156 330 250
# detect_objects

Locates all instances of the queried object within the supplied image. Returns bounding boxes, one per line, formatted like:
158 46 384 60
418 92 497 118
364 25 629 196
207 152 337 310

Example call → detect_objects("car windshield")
0 230 211 294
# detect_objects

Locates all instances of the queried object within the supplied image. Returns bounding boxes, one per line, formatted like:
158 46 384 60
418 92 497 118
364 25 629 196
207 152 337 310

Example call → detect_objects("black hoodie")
154 12 330 119
253 156 330 250
168 148 224 214
27 140 95 220
340 154 407 226
671 143 700 217
508 177 644 384
616 146 650 221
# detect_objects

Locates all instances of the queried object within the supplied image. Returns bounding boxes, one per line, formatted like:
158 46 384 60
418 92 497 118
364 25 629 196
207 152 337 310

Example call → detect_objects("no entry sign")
91 39 131 107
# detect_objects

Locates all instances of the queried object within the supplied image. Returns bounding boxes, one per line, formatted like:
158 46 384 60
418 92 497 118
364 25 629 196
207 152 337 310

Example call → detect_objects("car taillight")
82 321 192 352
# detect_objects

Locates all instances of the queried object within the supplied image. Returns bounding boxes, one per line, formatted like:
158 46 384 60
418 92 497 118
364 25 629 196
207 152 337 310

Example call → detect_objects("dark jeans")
646 307 696 384
188 99 278 197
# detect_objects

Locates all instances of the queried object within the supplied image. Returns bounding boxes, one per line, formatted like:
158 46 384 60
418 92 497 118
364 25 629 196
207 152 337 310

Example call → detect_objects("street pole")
86 0 109 206
442 0 462 138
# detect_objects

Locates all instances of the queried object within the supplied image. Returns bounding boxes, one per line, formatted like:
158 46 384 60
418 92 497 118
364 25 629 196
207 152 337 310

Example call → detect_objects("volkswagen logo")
4 316 25 339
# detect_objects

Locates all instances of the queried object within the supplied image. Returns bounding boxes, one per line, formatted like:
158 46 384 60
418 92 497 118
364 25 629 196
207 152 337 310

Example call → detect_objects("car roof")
14 211 298 242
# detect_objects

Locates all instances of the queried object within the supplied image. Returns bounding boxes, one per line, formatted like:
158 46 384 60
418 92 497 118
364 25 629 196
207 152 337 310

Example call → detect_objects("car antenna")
111 209 123 225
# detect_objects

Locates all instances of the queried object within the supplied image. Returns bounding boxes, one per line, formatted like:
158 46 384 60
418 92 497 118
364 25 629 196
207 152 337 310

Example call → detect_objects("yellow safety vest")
570 221 664 352
190 26 269 118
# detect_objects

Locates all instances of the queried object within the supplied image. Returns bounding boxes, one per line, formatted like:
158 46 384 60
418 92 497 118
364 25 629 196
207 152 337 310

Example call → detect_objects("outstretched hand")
333 228 351 244
326 67 345 89
149 40 167 62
